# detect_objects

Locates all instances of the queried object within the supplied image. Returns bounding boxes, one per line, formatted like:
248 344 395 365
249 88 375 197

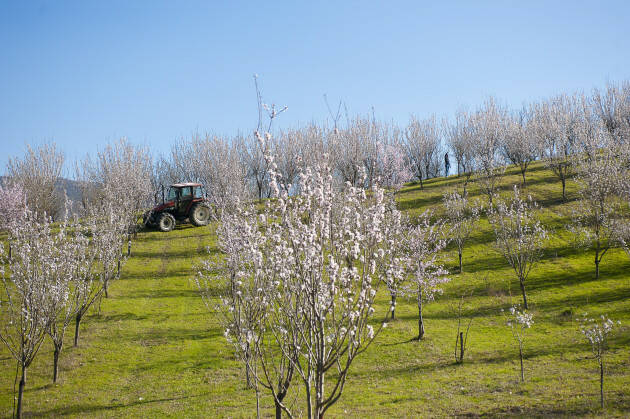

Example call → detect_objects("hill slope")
1 161 629 417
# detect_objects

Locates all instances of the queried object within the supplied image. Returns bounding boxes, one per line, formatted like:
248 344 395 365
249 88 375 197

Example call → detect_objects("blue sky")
1 1 629 176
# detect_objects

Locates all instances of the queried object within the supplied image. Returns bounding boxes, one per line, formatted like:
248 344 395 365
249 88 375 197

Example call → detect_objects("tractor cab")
164 184 204 215
144 183 211 232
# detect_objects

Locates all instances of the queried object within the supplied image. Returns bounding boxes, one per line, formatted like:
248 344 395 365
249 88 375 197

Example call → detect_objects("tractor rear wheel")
158 213 176 232
190 203 211 226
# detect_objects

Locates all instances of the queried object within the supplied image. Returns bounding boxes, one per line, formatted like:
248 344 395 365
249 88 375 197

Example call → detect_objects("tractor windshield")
167 187 178 201
194 186 204 198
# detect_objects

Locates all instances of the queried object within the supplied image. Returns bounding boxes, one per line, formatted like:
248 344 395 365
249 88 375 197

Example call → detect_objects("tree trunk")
521 169 526 186
74 311 82 347
53 343 62 383
104 280 109 298
561 177 566 201
315 364 324 419
595 246 600 280
519 343 524 382
599 359 604 409
17 364 25 419
417 286 425 340
305 382 312 419
245 348 252 388
458 251 463 273
519 278 528 310
390 294 396 320
255 382 260 419
275 399 282 419
459 331 464 363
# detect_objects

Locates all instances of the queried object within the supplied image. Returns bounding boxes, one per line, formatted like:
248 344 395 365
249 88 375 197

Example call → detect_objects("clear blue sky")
1 1 629 176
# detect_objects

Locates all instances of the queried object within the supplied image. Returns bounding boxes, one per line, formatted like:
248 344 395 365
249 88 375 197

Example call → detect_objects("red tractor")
143 183 211 232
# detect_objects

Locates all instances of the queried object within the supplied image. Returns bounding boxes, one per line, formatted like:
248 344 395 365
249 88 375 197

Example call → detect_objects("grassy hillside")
1 161 629 418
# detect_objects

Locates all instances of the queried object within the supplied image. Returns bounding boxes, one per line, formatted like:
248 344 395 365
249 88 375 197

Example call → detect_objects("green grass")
1 160 629 417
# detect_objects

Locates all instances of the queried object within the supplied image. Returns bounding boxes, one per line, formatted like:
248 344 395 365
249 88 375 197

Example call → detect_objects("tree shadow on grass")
131 247 218 259
381 337 419 347
122 287 203 300
114 325 223 346
90 312 152 323
468 394 630 418
28 392 210 417
368 332 630 380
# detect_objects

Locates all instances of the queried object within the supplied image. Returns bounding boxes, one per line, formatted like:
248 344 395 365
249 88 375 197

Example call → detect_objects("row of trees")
8 81 627 228
0 139 153 418
193 78 630 415
156 80 629 217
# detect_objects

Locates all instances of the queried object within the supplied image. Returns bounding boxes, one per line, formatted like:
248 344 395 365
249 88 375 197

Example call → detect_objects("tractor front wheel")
190 203 211 226
158 213 176 232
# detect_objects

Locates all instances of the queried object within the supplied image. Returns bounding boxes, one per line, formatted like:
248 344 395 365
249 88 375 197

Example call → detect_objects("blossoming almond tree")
202 129 403 418
501 107 538 186
405 115 442 188
0 183 27 232
579 314 621 409
570 136 624 279
442 190 481 273
470 98 508 205
488 186 547 309
46 213 95 379
77 138 153 256
444 110 477 194
265 162 395 419
72 212 111 347
381 198 408 321
504 305 533 382
403 212 450 340
0 183 27 260
195 204 292 418
0 209 60 418
6 142 65 220
532 95 578 201
376 141 413 190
